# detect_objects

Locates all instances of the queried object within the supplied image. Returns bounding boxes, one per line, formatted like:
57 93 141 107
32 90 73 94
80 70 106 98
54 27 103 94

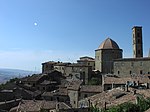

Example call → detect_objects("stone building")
95 38 122 73
21 73 48 88
42 61 92 84
54 63 71 76
113 26 150 77
132 26 143 58
37 80 57 92
77 56 95 70
42 61 58 74
114 58 150 77
41 88 69 103
53 63 92 84
94 26 150 77
67 80 102 108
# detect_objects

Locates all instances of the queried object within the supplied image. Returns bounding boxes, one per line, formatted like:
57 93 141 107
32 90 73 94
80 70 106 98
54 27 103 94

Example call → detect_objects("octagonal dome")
98 38 120 49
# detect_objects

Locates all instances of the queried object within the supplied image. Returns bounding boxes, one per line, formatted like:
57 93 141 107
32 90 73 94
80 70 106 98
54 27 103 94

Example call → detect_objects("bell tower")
132 26 143 58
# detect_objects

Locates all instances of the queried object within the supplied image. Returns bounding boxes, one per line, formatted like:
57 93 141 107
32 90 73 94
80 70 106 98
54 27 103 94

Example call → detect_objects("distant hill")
0 68 40 84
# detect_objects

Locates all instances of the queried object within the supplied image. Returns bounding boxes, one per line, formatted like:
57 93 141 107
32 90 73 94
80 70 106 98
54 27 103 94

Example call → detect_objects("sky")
0 0 150 71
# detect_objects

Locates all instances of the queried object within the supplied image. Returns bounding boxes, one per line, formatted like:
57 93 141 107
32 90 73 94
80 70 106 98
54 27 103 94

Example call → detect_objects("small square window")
84 94 88 98
137 39 140 44
43 87 45 90
140 70 143 74
137 33 140 37
138 50 141 54
118 71 120 74
79 93 81 97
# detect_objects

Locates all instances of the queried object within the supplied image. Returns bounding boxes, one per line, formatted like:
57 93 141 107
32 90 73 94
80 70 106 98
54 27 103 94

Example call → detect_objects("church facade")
95 26 150 77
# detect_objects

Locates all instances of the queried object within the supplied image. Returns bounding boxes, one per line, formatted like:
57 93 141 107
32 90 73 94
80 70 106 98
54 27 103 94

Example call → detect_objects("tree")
88 78 100 85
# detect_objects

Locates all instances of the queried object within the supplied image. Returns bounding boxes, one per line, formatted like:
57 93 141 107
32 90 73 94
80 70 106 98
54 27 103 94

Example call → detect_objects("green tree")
88 78 100 85
136 96 150 112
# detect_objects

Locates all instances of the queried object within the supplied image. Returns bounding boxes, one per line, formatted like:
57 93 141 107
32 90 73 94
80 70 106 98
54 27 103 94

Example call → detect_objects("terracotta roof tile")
80 85 102 93
10 100 70 111
42 88 68 96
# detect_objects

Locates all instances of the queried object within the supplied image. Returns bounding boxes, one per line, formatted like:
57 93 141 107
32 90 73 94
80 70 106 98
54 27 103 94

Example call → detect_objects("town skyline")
1 0 150 71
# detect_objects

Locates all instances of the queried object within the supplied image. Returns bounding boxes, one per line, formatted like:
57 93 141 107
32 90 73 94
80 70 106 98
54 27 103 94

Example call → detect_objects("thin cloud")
0 50 93 71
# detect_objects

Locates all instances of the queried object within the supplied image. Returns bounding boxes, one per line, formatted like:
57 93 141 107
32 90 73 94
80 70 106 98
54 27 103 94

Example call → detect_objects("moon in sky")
34 22 37 26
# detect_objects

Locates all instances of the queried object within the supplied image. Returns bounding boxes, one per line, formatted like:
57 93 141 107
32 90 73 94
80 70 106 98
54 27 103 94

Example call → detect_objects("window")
43 87 45 90
138 50 141 54
79 93 81 97
137 33 140 37
33 83 35 87
84 94 88 98
130 71 132 74
57 97 59 101
118 71 120 74
74 101 76 104
138 39 140 44
148 72 150 74
140 70 143 74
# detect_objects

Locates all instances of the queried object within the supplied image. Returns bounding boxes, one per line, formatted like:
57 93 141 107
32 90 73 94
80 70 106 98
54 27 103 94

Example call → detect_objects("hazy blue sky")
0 0 150 71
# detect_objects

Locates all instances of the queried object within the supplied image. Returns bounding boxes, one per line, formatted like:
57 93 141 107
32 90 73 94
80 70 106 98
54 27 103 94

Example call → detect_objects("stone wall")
114 58 150 77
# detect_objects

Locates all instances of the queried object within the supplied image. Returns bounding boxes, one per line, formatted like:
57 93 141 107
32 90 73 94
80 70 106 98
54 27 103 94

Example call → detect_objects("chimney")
126 84 129 92
146 83 149 89
137 81 139 86
133 90 136 95
126 81 129 92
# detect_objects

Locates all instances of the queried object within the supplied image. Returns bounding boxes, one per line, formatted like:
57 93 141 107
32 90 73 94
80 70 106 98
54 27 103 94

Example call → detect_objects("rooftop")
80 85 102 93
10 100 70 112
21 73 47 82
42 88 68 96
114 57 150 61
79 56 95 61
40 80 57 85
98 38 120 50
79 88 136 109
67 80 83 90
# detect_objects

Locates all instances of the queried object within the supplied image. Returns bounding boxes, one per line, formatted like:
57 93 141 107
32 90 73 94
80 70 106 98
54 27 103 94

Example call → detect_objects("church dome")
98 38 120 49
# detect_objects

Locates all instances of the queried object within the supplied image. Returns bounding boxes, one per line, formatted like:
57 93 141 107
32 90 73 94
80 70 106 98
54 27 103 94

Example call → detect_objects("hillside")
0 68 39 84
